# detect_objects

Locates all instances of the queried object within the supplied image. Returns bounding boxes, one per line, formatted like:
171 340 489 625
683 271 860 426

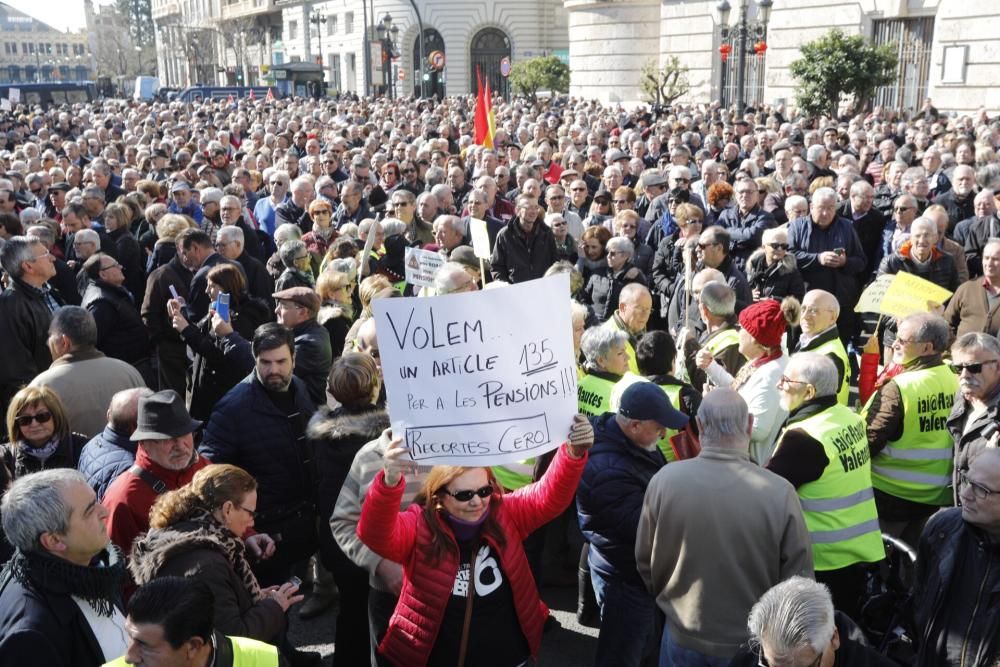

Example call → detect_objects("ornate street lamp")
717 0 772 114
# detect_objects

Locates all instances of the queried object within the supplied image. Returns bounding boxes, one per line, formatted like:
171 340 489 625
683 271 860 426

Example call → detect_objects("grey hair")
26 224 54 245
910 216 937 236
581 325 628 367
697 388 749 446
358 218 380 237
952 332 1000 358
1 469 91 552
380 217 407 237
274 223 302 244
786 352 839 398
20 208 41 225
291 175 314 193
433 262 472 294
329 258 358 280
700 281 736 317
74 228 101 248
784 195 808 214
0 235 42 279
438 214 467 237
904 312 950 353
278 239 307 267
850 180 874 197
218 225 244 246
606 236 634 259
805 145 825 162
82 185 105 202
812 187 837 205
747 577 835 659
50 305 98 348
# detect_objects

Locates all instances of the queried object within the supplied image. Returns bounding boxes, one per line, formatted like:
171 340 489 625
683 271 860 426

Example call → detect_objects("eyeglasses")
960 471 997 500
15 411 53 427
696 242 719 249
778 376 812 388
239 505 258 518
444 485 494 502
894 336 919 347
767 243 790 250
672 177 690 183
312 209 332 216
893 206 914 213
402 168 416 174
221 206 241 213
392 201 411 207
950 359 1000 375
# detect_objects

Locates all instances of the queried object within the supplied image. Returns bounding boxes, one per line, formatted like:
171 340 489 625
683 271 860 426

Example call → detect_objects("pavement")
288 583 599 666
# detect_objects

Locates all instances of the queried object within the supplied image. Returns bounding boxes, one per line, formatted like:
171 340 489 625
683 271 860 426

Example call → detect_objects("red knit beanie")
738 299 786 349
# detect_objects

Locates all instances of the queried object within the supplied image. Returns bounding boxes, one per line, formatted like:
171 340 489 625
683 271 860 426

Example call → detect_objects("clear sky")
4 0 93 33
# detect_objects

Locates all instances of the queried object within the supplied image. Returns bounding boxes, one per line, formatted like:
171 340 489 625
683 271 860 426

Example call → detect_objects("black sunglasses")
15 411 53 427
767 243 790 250
444 485 494 502
950 360 1000 374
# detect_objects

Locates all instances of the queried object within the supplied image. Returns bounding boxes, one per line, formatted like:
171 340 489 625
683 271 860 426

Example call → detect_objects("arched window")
412 28 445 98
470 28 511 99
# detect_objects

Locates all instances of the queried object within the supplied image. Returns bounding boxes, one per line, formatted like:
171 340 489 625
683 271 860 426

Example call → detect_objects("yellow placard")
879 272 952 318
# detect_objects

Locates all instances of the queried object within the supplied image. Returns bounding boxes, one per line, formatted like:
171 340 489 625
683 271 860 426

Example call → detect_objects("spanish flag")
474 68 494 149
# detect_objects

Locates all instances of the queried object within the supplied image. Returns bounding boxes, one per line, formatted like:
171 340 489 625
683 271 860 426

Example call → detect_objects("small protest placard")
373 273 578 466
469 217 491 259
881 272 952 318
404 247 444 288
855 272 952 318
854 274 894 313
8 88 19 104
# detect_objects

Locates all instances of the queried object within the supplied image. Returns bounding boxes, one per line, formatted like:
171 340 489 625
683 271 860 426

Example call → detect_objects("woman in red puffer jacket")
357 416 593 667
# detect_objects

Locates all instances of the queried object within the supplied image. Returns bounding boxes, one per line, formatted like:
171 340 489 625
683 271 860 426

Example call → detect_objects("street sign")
398 69 405 81
428 50 445 71
499 56 511 78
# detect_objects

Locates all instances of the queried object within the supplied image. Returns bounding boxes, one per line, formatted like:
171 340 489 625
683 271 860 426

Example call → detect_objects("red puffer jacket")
357 444 587 666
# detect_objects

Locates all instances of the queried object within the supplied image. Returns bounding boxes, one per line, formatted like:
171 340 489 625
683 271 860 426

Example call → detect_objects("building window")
328 14 336 36
331 53 341 89
4 43 10 54
288 20 297 39
345 12 353 34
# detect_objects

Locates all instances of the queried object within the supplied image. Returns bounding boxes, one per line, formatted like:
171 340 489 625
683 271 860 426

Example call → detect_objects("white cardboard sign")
469 217 492 259
404 246 444 288
373 273 578 466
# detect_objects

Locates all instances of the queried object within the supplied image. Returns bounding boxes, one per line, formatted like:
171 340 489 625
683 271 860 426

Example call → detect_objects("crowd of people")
0 89 999 667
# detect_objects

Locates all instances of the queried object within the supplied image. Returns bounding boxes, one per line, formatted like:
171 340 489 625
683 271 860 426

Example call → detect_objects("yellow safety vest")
775 404 885 571
103 635 280 667
610 374 684 462
862 364 958 506
703 328 740 358
578 371 621 417
808 336 852 407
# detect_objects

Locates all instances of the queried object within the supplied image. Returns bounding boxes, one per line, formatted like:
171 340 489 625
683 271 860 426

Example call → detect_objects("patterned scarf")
188 509 263 601
731 350 783 392
18 436 61 461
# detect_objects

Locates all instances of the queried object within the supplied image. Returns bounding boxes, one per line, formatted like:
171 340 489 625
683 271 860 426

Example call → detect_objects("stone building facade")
0 4 92 84
566 0 997 114
152 0 569 96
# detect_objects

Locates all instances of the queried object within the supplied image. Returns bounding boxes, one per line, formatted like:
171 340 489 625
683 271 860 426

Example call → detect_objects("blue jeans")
659 624 732 667
590 568 658 667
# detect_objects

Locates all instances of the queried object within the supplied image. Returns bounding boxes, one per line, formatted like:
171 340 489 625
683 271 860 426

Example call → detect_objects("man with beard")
102 390 209 556
199 323 318 585
934 164 977 235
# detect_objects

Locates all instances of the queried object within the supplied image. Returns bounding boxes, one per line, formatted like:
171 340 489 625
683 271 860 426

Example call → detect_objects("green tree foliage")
640 56 691 106
509 56 570 102
789 29 897 118
117 0 155 47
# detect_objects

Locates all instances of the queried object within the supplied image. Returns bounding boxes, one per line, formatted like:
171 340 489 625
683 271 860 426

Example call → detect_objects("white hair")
747 577 835 660
786 352 839 398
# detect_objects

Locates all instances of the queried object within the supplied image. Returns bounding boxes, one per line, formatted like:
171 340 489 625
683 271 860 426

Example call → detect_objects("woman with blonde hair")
357 417 593 667
130 464 301 645
316 270 355 355
1 386 84 479
148 212 194 273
